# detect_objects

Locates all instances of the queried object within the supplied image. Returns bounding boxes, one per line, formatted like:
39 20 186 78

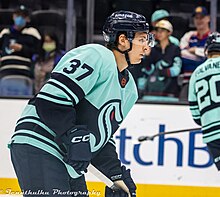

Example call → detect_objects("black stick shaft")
138 127 201 142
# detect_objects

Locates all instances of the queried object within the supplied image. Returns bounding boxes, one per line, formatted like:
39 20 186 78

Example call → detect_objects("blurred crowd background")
0 0 218 103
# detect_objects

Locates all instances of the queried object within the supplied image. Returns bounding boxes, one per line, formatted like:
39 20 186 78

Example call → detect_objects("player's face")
129 32 151 64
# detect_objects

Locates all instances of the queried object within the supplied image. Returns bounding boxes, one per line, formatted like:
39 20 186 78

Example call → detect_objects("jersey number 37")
63 59 94 81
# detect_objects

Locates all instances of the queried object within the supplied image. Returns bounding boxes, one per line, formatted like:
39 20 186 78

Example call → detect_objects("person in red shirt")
179 6 211 101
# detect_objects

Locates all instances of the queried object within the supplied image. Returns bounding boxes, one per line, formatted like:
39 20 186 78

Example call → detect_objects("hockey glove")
62 125 92 175
105 165 136 197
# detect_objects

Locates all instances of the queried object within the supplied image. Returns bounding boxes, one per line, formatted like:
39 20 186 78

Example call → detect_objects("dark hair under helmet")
205 32 220 54
103 10 149 44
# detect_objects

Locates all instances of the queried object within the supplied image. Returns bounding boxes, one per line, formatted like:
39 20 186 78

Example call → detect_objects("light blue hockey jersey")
189 56 220 143
9 44 138 178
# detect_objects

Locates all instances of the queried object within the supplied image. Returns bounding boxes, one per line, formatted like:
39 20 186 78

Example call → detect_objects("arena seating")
0 9 14 30
0 75 33 96
169 14 190 40
30 10 66 48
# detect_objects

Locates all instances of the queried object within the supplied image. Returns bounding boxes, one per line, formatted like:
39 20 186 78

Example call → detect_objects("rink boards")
0 98 220 196
0 178 220 196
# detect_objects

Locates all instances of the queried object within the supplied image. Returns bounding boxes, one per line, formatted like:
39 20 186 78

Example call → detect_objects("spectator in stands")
141 20 182 102
151 9 179 46
179 6 210 101
33 32 65 93
0 5 41 96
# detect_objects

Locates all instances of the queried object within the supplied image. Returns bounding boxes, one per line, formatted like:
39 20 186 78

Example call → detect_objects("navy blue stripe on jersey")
190 106 199 110
16 115 56 137
17 116 41 124
190 106 200 112
203 124 220 135
15 121 67 153
192 114 200 118
189 100 200 124
189 101 198 106
189 104 199 111
46 81 77 105
201 102 220 116
12 132 65 156
203 133 220 143
16 115 58 137
38 92 72 102
203 132 220 143
51 72 85 100
203 120 220 130
15 122 54 140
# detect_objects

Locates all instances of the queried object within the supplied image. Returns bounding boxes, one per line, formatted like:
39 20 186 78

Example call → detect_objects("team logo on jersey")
90 100 123 152
121 77 127 87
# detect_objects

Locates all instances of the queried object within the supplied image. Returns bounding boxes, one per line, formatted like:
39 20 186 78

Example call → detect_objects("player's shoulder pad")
71 44 115 68
80 44 113 59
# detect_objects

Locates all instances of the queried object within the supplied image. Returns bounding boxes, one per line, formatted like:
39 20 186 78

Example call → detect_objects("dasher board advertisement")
0 99 220 188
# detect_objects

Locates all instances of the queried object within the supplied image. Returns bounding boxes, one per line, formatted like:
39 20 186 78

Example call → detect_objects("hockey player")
9 10 154 196
189 32 220 172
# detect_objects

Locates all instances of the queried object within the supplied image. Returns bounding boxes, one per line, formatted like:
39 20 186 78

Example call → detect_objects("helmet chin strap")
124 52 131 68
114 41 133 68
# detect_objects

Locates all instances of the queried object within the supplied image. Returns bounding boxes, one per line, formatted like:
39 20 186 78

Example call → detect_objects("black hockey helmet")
103 10 150 44
205 32 220 55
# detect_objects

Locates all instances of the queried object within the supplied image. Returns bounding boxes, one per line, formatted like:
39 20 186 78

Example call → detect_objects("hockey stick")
138 127 201 142
88 164 131 196
88 164 116 189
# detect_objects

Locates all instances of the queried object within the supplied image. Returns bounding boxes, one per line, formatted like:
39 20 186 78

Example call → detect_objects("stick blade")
88 164 114 188
138 136 154 142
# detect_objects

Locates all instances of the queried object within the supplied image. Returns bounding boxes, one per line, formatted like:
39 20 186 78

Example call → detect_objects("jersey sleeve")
35 46 103 136
91 137 122 179
37 46 102 105
188 72 201 125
